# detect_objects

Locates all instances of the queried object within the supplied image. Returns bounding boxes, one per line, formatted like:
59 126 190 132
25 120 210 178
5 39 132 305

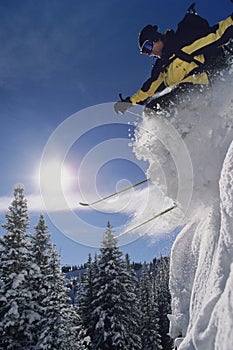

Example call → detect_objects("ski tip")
79 202 89 207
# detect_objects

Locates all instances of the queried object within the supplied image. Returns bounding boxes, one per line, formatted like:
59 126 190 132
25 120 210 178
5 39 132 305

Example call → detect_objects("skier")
114 4 233 114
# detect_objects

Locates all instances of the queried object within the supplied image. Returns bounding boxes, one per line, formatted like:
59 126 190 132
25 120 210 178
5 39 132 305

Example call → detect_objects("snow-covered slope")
132 59 233 349
169 141 233 350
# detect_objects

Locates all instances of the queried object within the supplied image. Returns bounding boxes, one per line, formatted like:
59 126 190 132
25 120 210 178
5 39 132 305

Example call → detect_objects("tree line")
0 185 172 349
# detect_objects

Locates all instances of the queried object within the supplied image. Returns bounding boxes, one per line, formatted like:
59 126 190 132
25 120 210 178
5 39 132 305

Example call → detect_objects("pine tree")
90 222 141 350
124 253 142 349
32 216 88 349
78 253 96 346
139 263 162 350
0 185 39 349
29 214 58 347
153 257 172 350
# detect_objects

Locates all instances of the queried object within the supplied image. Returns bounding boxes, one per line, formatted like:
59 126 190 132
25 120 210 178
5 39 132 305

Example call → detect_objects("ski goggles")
140 40 154 55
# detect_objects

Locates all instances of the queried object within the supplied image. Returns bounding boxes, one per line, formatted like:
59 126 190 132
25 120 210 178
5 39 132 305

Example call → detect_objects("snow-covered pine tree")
78 253 96 346
0 184 39 349
123 253 142 349
90 222 141 350
30 214 58 347
138 263 162 350
32 219 88 350
153 257 172 350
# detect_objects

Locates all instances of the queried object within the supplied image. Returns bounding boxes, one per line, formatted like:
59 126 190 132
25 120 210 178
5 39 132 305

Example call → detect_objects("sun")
39 160 75 193
61 164 74 191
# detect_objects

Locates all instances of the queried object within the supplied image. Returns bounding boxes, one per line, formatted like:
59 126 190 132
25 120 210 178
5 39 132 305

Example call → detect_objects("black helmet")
138 25 162 50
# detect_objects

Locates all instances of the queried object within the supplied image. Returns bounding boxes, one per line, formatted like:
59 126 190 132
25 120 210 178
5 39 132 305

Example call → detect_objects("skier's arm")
128 57 166 105
130 72 165 105
182 14 233 56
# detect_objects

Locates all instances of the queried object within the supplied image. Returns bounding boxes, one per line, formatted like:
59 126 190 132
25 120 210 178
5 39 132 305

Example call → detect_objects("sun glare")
39 161 75 193
61 164 74 191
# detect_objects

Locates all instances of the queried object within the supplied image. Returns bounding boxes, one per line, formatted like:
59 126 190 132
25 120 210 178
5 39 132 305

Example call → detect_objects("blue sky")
0 0 232 265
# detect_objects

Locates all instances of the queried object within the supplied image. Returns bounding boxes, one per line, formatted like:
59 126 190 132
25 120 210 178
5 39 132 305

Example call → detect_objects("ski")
116 203 178 238
79 178 151 207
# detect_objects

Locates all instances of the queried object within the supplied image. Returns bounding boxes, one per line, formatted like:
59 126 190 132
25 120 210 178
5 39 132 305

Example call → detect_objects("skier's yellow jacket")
130 15 233 105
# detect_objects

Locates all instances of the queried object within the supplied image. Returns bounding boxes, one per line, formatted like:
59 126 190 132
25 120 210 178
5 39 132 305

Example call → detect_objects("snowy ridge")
169 141 233 350
132 61 233 349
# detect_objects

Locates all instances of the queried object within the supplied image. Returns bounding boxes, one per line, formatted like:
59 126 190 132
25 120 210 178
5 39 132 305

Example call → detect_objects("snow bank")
131 60 233 349
169 141 233 350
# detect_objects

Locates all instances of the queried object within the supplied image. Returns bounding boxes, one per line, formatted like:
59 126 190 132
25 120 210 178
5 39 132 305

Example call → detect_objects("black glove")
114 94 132 115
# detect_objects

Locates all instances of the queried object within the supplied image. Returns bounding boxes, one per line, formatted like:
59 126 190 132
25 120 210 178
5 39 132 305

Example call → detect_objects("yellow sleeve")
183 15 233 55
130 72 164 105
